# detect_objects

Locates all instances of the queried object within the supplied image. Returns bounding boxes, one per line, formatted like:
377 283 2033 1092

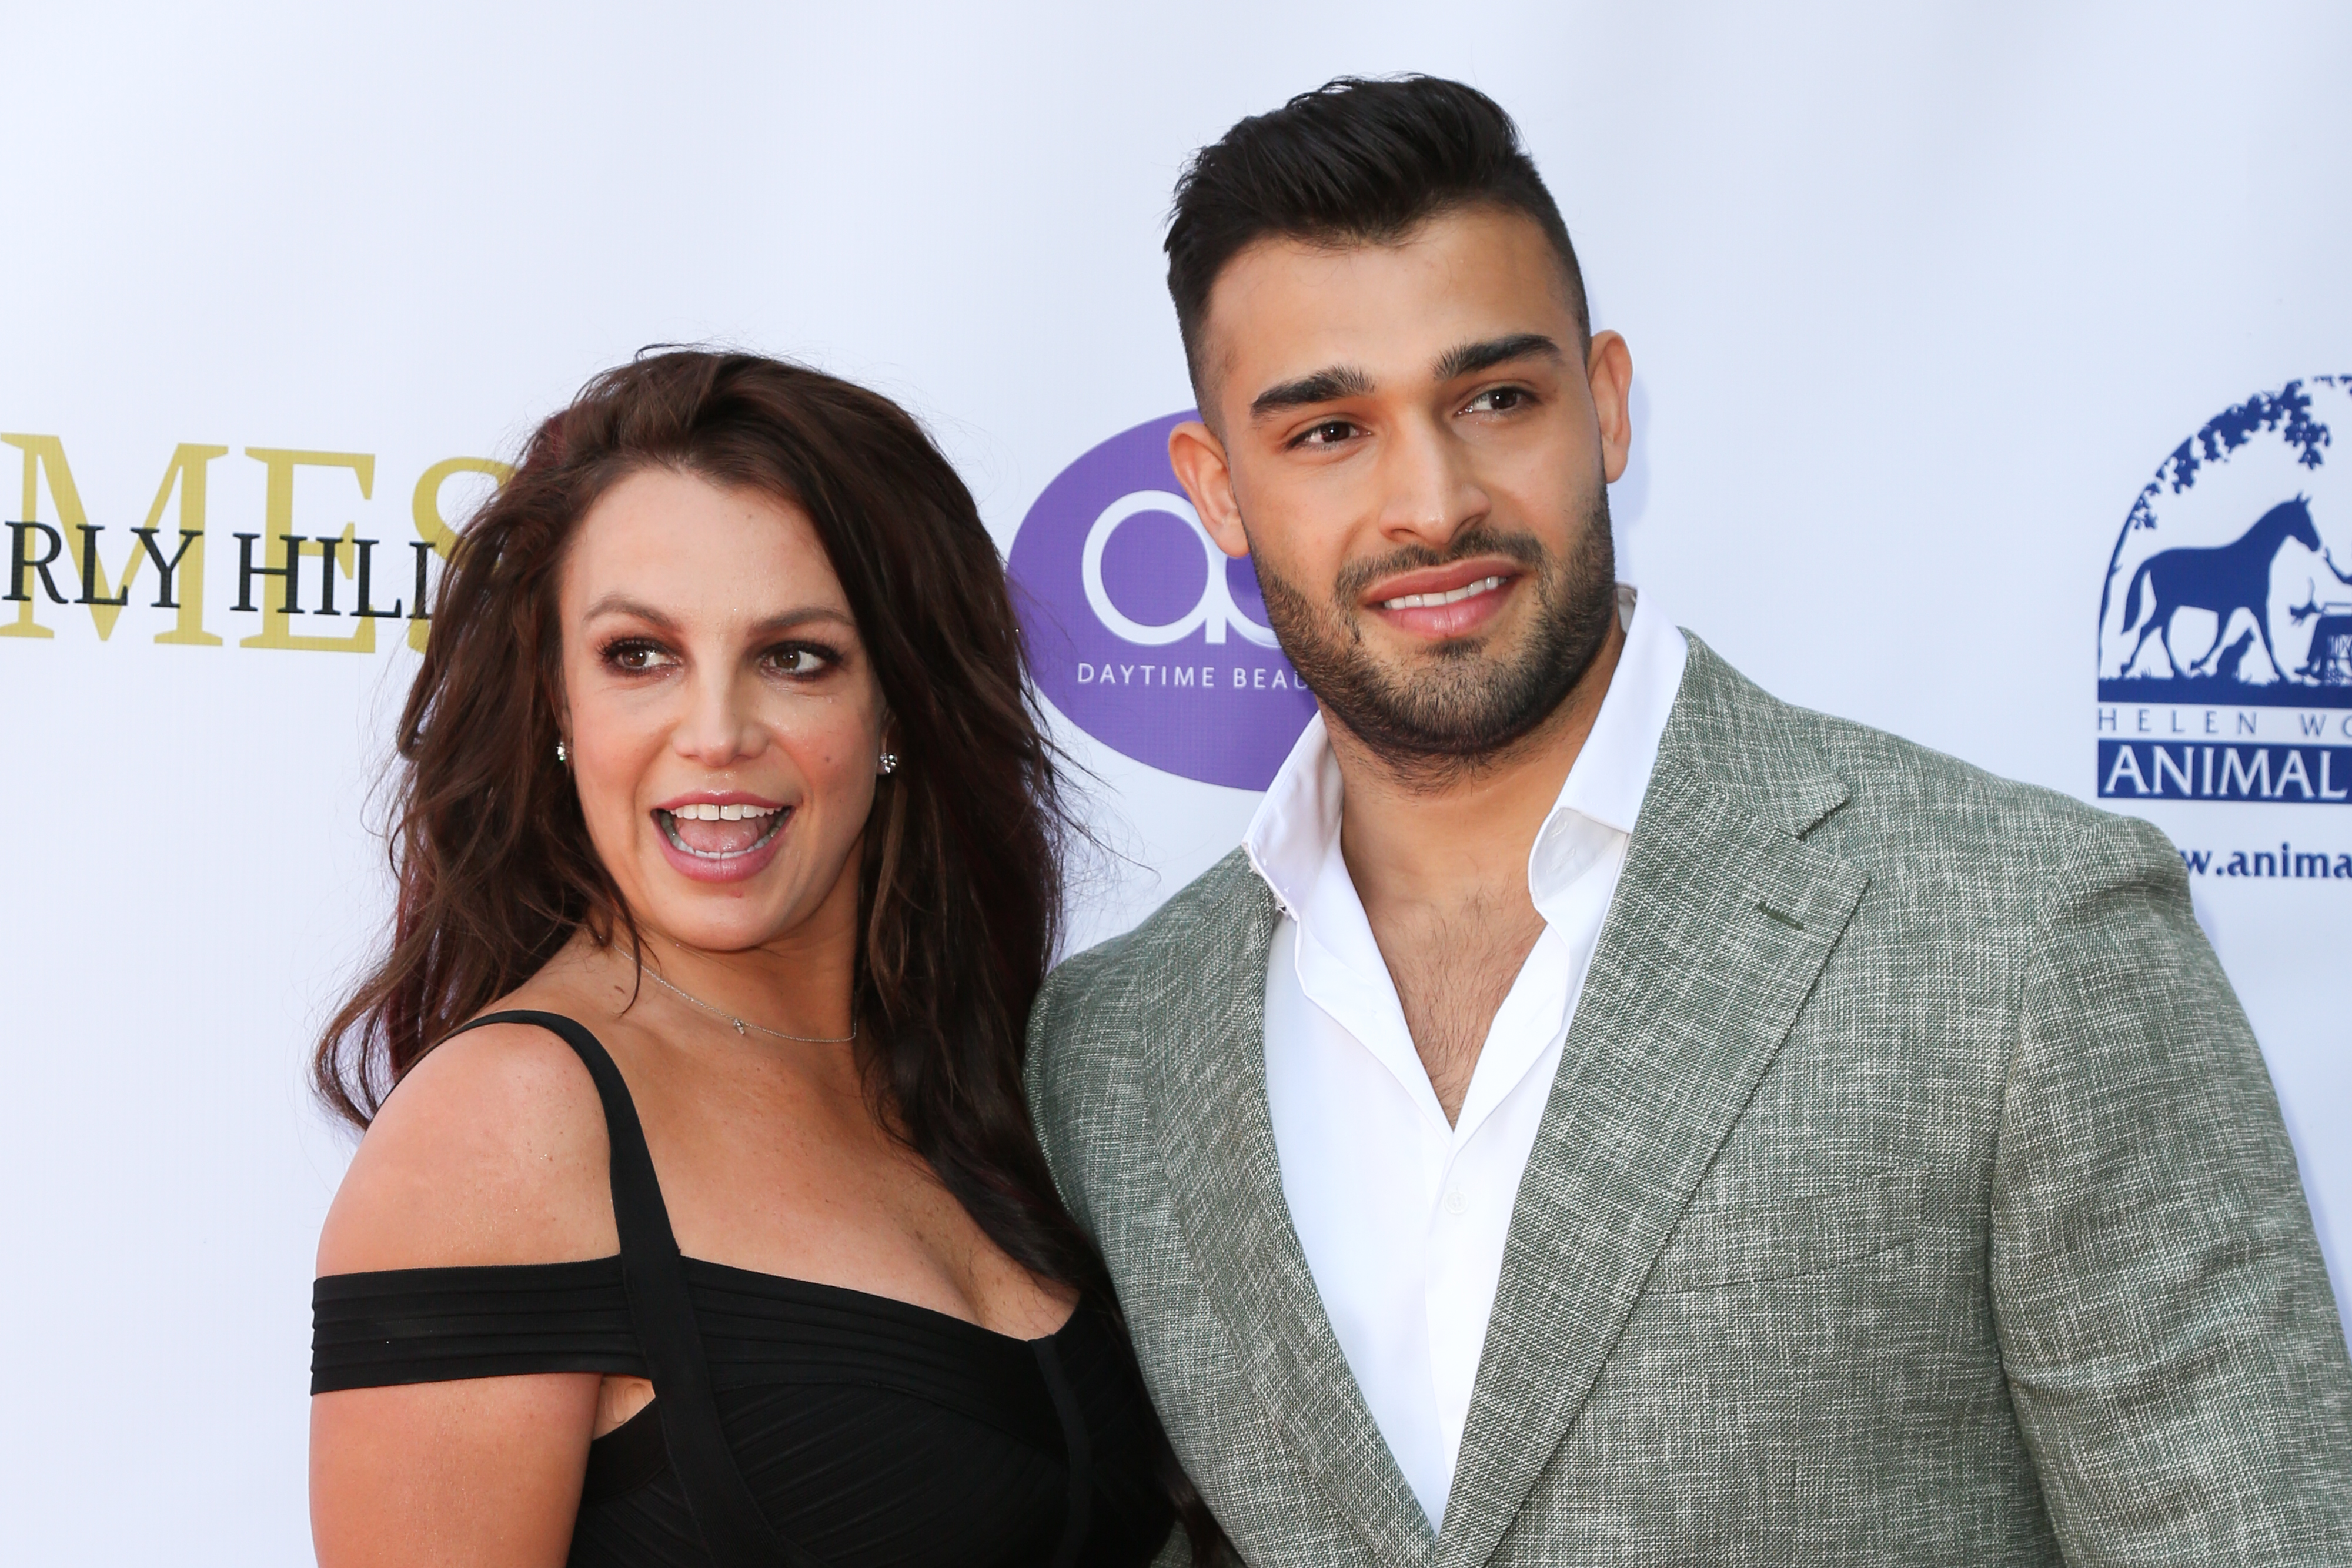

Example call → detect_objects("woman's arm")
312 1375 600 1568
310 1023 623 1568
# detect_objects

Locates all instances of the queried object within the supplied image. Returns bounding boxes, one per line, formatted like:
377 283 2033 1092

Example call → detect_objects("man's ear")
1587 330 1634 486
1168 420 1251 561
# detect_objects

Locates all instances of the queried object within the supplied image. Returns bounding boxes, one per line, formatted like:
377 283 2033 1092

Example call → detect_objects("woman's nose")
673 671 764 765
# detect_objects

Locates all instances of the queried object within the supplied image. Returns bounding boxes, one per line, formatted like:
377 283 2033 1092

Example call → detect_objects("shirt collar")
1245 584 1689 920
1548 582 1687 837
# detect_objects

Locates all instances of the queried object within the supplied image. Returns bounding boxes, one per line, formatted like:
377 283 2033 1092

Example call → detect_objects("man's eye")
1468 387 1528 414
1299 420 1357 447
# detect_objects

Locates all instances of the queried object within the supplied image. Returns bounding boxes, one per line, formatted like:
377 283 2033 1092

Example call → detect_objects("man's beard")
1252 490 1619 782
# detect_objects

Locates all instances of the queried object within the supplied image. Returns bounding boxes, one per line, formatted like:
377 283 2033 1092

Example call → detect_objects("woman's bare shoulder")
315 1015 619 1278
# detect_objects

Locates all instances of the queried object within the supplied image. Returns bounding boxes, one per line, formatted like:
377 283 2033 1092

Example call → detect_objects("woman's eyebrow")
579 597 856 638
581 593 679 630
748 606 858 638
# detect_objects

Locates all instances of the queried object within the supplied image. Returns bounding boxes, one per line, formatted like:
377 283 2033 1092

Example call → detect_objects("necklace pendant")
733 1018 747 1035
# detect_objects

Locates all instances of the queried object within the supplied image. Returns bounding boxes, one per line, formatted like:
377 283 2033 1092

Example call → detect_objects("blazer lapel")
1147 859 1438 1567
1436 641 1870 1567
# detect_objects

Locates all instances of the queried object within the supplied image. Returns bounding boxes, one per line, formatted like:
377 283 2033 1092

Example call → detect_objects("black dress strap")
1031 1336 1093 1568
450 1010 813 1568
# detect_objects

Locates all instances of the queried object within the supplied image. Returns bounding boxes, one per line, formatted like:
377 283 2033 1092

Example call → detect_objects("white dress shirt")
1247 584 1688 1529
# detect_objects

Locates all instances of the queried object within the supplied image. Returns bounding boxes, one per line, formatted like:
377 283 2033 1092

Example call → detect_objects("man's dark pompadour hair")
1165 75 1588 387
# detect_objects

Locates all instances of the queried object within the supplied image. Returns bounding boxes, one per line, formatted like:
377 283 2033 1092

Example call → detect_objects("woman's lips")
652 804 790 884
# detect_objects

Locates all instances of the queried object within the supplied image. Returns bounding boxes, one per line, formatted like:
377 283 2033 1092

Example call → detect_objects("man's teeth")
1378 575 1505 611
667 803 781 821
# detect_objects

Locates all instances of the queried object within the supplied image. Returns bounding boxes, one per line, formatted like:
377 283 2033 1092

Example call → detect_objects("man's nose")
1374 414 1487 549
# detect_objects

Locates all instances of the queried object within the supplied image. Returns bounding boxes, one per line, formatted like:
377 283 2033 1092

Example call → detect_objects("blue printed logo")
1006 413 1317 790
2097 377 2352 805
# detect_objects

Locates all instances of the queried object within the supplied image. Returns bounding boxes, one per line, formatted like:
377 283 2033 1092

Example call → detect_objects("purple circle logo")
1008 412 1317 790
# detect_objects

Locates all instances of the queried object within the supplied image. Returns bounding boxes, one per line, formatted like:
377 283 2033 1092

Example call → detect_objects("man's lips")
1361 557 1522 609
1361 558 1522 640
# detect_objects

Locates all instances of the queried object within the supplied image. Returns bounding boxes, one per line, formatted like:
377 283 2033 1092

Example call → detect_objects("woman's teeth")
1378 574 1505 611
656 804 787 859
669 803 778 821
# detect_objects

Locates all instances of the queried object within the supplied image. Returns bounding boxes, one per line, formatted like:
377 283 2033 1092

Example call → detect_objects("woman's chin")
636 897 798 955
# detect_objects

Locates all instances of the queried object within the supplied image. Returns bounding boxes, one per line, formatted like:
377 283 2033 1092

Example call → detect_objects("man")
1027 75 2352 1565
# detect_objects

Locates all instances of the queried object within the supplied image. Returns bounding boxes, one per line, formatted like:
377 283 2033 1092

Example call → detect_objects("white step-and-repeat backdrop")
4 5 2346 1561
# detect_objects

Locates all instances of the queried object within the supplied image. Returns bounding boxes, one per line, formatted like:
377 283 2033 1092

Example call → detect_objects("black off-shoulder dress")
312 1011 1176 1568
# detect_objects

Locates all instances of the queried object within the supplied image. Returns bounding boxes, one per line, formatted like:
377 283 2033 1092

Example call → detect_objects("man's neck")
1325 615 1626 1121
1330 614 1626 917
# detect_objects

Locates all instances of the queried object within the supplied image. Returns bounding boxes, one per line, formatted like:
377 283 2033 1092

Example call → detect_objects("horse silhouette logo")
2099 377 2352 706
2111 497 2351 685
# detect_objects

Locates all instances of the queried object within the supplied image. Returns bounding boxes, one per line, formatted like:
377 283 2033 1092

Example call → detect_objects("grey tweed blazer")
1026 636 2352 1566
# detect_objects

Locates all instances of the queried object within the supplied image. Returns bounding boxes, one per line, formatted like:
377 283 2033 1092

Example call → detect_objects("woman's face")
556 467 886 955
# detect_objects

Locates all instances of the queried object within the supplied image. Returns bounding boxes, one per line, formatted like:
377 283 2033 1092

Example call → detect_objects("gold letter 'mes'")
240 448 376 653
1 434 229 643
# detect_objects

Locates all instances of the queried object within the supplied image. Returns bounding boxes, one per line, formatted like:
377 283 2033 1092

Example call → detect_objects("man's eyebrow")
1434 332 1563 382
1250 365 1375 420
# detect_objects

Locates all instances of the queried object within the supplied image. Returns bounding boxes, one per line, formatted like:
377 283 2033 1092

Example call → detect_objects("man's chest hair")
1368 887 1546 1122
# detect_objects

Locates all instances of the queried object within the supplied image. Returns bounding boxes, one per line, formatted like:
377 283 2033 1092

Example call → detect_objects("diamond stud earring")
877 751 899 775
556 739 568 764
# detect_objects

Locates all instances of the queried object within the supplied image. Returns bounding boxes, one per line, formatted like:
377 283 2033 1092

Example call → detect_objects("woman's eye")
604 640 671 673
766 646 834 677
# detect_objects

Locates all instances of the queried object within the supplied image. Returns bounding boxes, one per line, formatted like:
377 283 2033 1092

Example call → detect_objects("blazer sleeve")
1024 948 1113 1241
1992 809 2352 1563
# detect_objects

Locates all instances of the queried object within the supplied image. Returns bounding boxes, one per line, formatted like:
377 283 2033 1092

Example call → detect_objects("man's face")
1169 203 1633 773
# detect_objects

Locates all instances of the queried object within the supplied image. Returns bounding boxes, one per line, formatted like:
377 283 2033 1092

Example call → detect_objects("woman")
310 351 1220 1567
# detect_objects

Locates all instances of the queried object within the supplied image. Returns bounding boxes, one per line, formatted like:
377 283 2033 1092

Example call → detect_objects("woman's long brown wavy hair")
317 350 1224 1563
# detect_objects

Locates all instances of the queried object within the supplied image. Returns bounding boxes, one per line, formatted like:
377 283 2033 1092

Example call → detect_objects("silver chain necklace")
644 967 856 1045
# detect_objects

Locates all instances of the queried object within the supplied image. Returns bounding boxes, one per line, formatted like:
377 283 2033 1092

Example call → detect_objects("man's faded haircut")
1164 75 1590 396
